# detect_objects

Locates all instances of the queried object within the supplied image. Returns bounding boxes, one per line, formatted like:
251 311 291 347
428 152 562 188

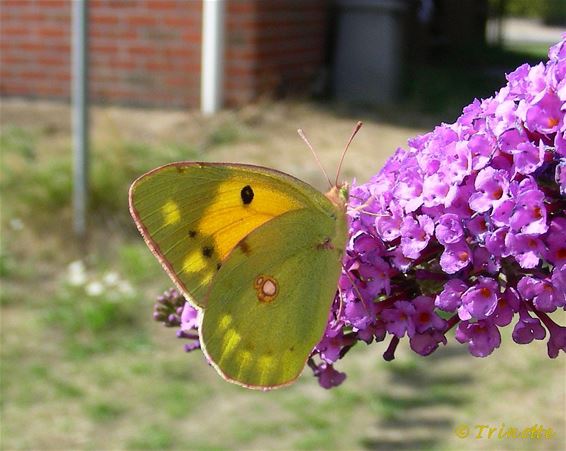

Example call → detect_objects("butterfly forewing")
129 162 336 308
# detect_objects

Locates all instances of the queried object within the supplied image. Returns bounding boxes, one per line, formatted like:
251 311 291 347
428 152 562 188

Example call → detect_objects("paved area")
499 17 564 45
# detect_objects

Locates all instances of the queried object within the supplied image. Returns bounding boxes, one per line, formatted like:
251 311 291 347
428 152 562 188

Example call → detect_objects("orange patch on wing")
197 178 304 262
254 275 279 303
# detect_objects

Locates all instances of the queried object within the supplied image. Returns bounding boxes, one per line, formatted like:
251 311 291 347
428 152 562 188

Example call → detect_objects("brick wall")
0 0 328 108
1 0 72 99
226 0 328 105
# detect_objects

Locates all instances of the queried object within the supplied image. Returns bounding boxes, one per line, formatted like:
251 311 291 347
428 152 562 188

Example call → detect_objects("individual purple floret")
309 361 347 389
455 319 501 357
153 288 185 327
512 306 547 344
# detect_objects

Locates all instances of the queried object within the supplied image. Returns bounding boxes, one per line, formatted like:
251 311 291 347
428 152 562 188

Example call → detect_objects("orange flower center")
492 187 503 200
458 251 469 262
543 283 553 292
419 312 431 323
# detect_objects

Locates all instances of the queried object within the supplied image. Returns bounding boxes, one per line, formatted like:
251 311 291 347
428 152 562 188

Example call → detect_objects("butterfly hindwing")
201 208 347 389
129 162 337 308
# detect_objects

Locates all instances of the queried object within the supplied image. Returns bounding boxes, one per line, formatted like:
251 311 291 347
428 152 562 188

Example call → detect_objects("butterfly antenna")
298 128 333 189
335 121 363 187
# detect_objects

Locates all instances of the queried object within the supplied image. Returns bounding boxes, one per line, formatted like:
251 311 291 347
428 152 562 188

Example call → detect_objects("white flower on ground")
67 260 87 286
103 271 120 286
85 281 105 296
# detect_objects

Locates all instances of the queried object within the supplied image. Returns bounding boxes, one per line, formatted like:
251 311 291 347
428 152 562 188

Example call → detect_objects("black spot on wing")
188 230 197 238
202 246 213 258
241 185 254 205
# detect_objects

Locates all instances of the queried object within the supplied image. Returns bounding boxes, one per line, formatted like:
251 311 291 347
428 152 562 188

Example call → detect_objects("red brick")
164 76 192 87
90 27 137 40
2 0 33 7
39 0 68 9
145 0 180 11
16 12 48 21
180 29 202 42
228 2 256 14
45 43 70 53
53 71 71 81
90 0 134 9
17 41 45 51
90 43 118 54
162 46 198 58
145 60 172 71
18 70 45 79
37 27 69 38
37 55 68 66
164 16 199 27
127 15 158 26
91 15 120 25
1 25 32 36
127 44 157 56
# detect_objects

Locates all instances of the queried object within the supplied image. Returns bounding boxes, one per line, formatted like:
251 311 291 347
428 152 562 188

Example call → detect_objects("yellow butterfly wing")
201 207 347 389
129 162 335 308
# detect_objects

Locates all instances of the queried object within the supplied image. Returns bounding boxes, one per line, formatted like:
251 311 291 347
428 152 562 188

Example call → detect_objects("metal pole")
201 0 225 115
72 0 89 236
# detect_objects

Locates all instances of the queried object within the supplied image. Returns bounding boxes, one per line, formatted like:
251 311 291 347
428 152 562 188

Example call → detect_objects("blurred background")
1 0 565 449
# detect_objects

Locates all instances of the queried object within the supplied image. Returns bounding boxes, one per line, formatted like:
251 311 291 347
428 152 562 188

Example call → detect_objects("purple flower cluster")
306 37 566 387
154 288 201 352
154 38 566 389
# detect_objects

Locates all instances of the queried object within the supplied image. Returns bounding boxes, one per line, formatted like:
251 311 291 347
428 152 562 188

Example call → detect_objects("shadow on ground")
362 345 471 450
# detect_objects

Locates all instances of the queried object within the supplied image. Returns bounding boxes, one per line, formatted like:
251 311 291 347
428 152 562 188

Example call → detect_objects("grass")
85 400 127 423
1 90 565 450
127 424 177 450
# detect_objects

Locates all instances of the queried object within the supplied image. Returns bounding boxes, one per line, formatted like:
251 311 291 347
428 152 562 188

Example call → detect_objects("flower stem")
531 308 559 330
383 336 400 361
445 314 460 332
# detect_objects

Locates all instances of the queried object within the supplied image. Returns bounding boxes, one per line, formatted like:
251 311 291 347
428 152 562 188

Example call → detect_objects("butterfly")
129 124 360 390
